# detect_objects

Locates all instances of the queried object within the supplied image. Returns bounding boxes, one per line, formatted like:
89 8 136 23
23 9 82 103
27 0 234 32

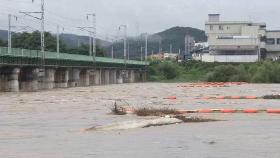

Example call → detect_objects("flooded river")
1 83 280 158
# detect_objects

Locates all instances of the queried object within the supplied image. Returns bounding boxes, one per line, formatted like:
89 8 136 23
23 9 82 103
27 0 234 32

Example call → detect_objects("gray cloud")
0 0 280 40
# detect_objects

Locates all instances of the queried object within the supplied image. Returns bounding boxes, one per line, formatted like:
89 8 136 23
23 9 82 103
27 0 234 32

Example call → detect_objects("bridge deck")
0 47 148 68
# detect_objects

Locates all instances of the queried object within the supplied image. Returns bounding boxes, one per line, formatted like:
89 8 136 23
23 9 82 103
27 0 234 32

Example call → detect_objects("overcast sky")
0 0 280 40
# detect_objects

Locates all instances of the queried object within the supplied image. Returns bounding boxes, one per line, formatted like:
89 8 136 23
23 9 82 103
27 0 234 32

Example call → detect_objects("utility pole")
89 33 92 56
119 25 127 62
87 13 96 60
111 44 114 58
145 33 148 61
41 0 45 61
128 40 130 60
140 46 144 61
56 25 60 57
170 44 172 53
8 14 12 54
20 0 45 66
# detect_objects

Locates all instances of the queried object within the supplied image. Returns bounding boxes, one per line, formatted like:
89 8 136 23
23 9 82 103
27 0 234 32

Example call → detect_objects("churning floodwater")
0 83 280 158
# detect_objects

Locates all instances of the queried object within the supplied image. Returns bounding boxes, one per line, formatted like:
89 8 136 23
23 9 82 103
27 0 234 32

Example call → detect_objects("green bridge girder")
0 47 148 69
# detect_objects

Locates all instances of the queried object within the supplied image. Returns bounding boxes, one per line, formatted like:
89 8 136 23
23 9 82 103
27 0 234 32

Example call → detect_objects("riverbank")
148 60 280 83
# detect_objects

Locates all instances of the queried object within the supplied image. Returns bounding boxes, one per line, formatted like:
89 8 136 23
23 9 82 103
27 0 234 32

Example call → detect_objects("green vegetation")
4 31 105 56
0 39 6 47
148 60 280 83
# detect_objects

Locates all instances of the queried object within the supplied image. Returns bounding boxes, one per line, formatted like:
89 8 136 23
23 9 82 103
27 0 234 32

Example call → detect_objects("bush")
148 60 280 83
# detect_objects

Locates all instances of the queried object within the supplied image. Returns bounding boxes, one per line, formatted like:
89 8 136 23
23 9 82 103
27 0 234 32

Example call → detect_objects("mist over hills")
0 26 207 59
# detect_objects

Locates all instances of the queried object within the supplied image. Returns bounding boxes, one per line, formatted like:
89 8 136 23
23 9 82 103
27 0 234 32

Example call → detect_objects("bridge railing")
0 46 148 66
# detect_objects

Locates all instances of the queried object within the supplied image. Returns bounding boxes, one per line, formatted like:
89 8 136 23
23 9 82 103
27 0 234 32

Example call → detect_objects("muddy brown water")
1 83 280 158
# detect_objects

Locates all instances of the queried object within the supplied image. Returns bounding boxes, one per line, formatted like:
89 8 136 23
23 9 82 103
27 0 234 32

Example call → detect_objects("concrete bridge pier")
88 70 95 86
109 70 117 84
93 69 101 85
140 71 147 82
123 70 129 83
0 67 20 92
128 70 135 83
104 69 110 85
55 68 69 88
19 67 39 92
100 69 105 85
116 70 123 84
68 69 80 87
134 71 140 82
79 70 90 87
41 68 55 90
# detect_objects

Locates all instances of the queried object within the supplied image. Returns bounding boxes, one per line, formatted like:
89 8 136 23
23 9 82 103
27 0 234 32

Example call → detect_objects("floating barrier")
177 82 248 88
200 96 260 100
243 109 259 113
122 108 280 115
164 96 177 100
267 109 280 114
198 109 213 113
220 109 236 113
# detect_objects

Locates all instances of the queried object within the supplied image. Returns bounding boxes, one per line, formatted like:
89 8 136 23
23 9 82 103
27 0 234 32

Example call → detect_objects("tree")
12 31 67 52
0 39 7 47
67 44 105 57
11 31 105 56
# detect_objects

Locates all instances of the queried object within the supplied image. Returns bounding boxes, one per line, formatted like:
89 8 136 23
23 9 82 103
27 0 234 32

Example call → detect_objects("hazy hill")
0 26 207 59
0 30 8 41
107 26 207 59
0 30 110 49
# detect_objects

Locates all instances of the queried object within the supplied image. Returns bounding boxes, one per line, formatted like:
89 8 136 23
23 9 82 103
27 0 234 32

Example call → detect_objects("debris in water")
263 95 280 99
134 107 180 116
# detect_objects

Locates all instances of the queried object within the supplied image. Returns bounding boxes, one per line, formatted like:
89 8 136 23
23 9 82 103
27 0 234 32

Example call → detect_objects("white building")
203 14 267 62
266 30 280 60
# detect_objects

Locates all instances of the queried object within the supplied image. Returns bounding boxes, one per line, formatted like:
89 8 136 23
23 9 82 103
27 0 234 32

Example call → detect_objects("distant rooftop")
206 14 266 27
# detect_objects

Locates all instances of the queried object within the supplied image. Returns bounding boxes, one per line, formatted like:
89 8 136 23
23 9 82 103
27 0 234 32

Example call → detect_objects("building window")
227 26 230 30
266 38 275 45
210 25 213 30
277 38 280 45
219 25 223 30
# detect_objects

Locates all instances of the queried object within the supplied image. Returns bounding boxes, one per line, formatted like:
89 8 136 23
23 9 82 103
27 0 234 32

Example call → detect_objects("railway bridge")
0 47 148 92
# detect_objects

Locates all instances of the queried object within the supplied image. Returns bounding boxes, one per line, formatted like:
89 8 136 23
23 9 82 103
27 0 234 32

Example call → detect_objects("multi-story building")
266 30 280 60
203 14 267 62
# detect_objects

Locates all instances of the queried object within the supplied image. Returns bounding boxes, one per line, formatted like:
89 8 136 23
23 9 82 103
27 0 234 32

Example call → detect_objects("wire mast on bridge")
20 0 45 66
8 14 18 54
87 13 96 61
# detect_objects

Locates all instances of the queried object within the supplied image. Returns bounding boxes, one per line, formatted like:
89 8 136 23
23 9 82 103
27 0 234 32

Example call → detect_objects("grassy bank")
148 60 280 83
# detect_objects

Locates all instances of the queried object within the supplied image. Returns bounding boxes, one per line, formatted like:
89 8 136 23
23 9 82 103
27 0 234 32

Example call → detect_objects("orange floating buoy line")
177 82 248 88
121 108 280 115
163 96 177 100
174 109 280 114
201 96 259 100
